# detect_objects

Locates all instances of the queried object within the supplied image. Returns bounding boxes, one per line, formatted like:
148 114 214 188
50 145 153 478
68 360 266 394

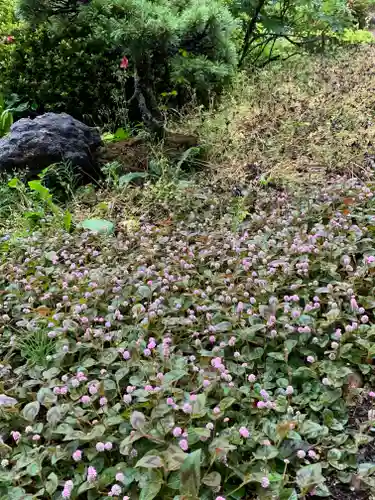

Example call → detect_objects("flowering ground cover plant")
0 172 375 500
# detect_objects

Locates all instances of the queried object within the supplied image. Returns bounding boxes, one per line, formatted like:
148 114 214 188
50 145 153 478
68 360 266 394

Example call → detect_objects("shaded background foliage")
1 0 374 129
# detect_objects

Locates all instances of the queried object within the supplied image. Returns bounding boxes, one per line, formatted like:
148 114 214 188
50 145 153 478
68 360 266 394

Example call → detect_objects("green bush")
5 23 123 125
0 0 20 90
6 0 238 129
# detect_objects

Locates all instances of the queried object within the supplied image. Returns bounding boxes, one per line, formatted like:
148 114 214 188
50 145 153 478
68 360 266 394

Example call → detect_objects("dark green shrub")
0 0 20 89
6 0 238 129
5 23 123 124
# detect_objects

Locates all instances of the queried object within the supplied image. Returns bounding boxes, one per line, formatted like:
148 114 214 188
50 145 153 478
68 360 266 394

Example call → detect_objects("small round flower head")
11 431 21 442
87 466 97 482
173 427 182 437
179 438 188 451
123 394 132 404
96 442 105 452
248 374 256 383
297 449 306 459
80 395 91 404
369 391 375 398
115 472 125 482
308 449 317 459
239 426 250 438
104 441 113 450
72 449 82 461
306 356 314 363
261 476 270 488
285 385 294 395
110 484 122 496
99 397 108 406
216 497 226 500
206 422 214 430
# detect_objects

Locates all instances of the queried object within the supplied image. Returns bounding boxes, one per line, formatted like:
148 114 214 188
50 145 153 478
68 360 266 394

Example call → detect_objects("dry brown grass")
174 45 375 186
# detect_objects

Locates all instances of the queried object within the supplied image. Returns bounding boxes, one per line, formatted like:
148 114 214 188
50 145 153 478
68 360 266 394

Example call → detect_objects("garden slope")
1 48 375 500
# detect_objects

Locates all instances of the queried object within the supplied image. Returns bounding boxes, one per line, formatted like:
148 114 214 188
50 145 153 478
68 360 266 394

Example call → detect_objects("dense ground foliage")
0 1 375 499
2 167 375 499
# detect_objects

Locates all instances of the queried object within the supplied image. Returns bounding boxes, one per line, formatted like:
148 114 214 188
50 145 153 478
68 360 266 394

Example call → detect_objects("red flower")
6 36 15 44
120 56 129 69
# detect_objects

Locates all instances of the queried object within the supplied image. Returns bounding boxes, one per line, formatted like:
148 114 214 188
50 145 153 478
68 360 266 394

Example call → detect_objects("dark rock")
0 113 102 180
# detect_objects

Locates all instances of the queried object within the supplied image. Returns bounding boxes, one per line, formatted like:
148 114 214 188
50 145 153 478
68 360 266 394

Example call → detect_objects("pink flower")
297 449 306 459
261 476 270 488
123 351 130 360
96 442 105 452
248 374 256 383
81 395 91 404
172 427 182 437
182 402 192 413
213 406 220 414
120 56 129 69
104 441 113 450
99 397 108 406
116 472 125 482
32 434 40 441
350 296 358 311
203 379 210 388
167 397 174 405
369 391 375 398
285 385 294 395
239 426 250 438
216 497 226 500
6 36 14 44
306 356 314 363
62 488 72 499
89 384 98 395
179 438 188 451
11 431 21 442
87 466 97 482
72 449 82 461
110 484 122 496
257 401 266 408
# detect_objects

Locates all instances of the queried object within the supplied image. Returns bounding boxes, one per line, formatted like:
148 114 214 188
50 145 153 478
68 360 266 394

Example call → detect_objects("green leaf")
64 210 72 231
163 370 187 385
46 406 62 426
8 178 20 188
80 218 114 234
202 471 221 488
167 471 180 490
22 401 40 421
296 463 325 489
119 172 149 187
77 481 95 495
163 444 187 471
219 397 236 411
248 347 264 360
136 455 164 468
45 472 58 495
279 489 298 500
192 393 207 418
140 470 163 500
253 445 279 460
7 487 26 499
130 411 146 431
214 321 232 332
180 449 201 499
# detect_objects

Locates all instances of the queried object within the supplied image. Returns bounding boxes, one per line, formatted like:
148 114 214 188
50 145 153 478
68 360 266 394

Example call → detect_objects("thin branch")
238 0 267 68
